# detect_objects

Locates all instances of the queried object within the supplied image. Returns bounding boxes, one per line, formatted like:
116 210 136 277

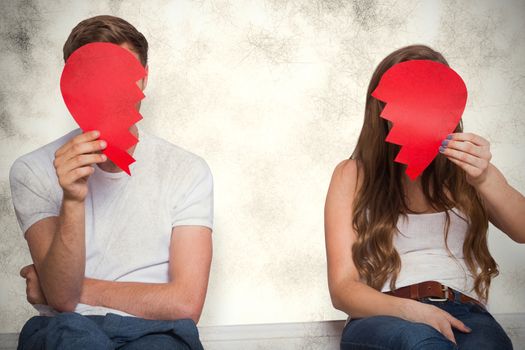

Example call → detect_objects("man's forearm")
81 278 203 322
39 199 86 311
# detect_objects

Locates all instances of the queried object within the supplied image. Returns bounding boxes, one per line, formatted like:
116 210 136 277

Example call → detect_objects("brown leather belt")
385 281 484 308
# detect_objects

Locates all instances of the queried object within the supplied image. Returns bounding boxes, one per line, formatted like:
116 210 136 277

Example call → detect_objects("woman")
324 45 524 350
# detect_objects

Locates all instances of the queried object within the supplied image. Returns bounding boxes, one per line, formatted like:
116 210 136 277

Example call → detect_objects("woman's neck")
401 175 440 214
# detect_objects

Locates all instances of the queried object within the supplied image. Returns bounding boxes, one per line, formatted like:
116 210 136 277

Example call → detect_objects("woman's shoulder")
335 158 358 173
330 158 362 194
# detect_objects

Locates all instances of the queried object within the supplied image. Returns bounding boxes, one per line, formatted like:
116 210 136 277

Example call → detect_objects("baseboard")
199 319 344 349
1 314 524 349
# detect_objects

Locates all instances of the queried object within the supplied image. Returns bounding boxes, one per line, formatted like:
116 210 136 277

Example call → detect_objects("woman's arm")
440 132 525 243
325 159 470 344
325 160 405 318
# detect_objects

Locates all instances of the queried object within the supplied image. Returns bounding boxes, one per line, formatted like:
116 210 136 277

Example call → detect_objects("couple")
10 15 523 350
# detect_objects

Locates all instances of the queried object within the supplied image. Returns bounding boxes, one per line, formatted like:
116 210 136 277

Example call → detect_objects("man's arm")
80 225 212 322
25 131 107 312
26 206 84 312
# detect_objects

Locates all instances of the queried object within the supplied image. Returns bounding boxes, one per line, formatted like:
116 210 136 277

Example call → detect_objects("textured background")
1 0 524 333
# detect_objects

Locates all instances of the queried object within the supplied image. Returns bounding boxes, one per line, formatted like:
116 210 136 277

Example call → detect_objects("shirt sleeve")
171 157 214 230
9 157 61 236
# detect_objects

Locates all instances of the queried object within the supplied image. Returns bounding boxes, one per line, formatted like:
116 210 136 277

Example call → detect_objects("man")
9 15 213 350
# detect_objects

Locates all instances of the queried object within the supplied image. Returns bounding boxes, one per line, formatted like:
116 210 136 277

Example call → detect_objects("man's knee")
48 313 111 348
51 312 91 327
18 313 112 350
172 318 199 336
18 316 51 350
121 334 189 350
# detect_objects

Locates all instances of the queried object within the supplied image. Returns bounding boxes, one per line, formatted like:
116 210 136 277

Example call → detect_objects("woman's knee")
458 318 513 350
400 322 456 350
342 316 456 350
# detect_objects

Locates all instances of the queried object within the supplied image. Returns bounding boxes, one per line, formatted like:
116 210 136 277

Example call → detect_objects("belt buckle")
427 285 449 302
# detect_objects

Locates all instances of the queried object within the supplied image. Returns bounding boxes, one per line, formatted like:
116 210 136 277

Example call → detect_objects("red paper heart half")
60 42 147 175
372 60 467 180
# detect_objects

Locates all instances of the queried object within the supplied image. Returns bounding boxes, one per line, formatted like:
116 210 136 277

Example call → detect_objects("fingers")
53 131 108 197
20 264 35 278
20 266 29 278
440 146 484 167
67 139 107 159
446 313 472 333
446 157 485 178
442 138 491 161
435 311 472 345
448 132 489 147
61 166 96 186
21 265 46 305
26 279 43 305
424 306 470 345
55 130 101 158
54 140 107 169
26 282 33 304
439 133 491 181
440 146 489 169
56 153 107 176
438 322 457 345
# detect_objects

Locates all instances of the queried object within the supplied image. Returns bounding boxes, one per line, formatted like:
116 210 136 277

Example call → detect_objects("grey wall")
1 0 524 333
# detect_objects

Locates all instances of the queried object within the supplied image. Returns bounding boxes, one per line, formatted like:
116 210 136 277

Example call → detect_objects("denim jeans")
17 312 203 350
341 296 513 350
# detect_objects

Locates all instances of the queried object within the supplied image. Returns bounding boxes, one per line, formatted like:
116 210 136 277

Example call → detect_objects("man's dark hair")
63 15 148 66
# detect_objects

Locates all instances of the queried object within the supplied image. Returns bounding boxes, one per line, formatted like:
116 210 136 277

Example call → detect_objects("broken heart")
372 60 468 180
60 42 146 175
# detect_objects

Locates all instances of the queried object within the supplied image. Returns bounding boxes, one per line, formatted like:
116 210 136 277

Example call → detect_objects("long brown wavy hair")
351 45 498 302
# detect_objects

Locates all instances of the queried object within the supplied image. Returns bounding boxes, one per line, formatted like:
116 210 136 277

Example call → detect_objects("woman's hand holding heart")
439 132 493 188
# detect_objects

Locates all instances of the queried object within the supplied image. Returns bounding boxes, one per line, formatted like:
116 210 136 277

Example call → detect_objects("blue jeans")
341 298 513 350
17 312 203 350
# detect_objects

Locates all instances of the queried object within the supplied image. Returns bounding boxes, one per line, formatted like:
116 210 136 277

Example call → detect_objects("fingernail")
93 130 100 137
466 326 472 332
100 141 107 148
442 139 449 146
439 146 445 153
447 134 453 140
101 154 107 161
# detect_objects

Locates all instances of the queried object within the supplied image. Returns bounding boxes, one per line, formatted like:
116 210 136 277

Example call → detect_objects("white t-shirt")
9 127 213 316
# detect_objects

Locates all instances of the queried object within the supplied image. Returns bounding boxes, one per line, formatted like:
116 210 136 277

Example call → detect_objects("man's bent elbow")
48 295 79 313
188 311 201 324
50 301 77 313
172 300 203 324
183 305 203 324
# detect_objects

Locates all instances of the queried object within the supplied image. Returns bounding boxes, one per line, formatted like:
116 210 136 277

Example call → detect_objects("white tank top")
380 208 481 302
